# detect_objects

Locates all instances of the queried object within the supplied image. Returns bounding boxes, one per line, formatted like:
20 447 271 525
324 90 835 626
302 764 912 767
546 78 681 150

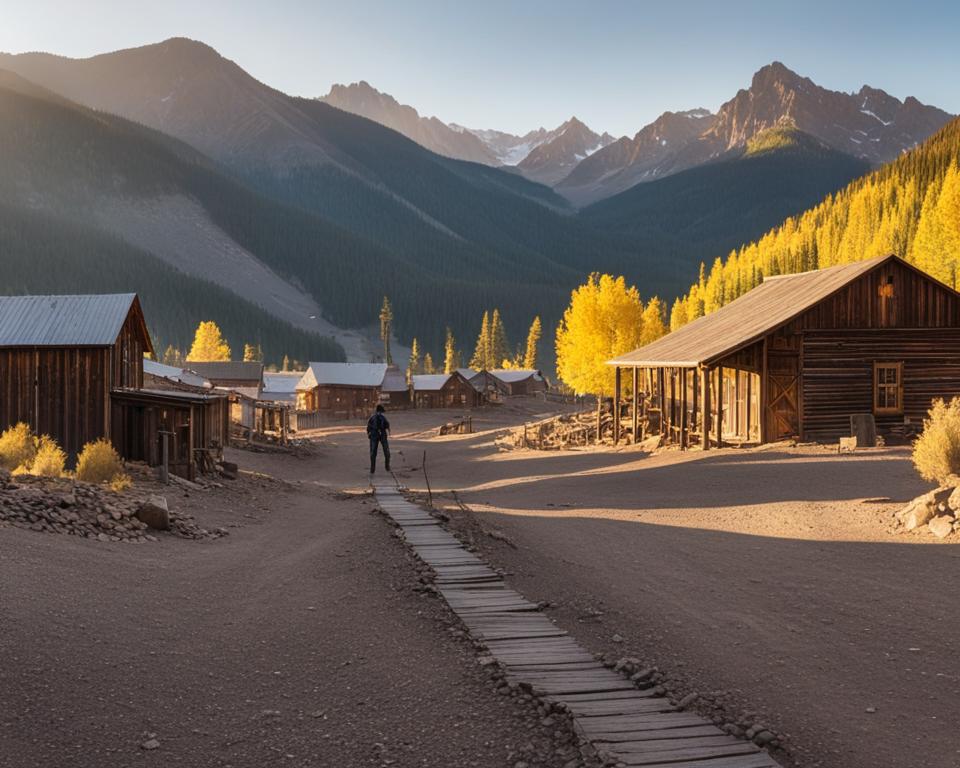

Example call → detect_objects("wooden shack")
296 362 390 418
488 369 549 396
608 254 960 448
0 294 151 457
412 372 484 409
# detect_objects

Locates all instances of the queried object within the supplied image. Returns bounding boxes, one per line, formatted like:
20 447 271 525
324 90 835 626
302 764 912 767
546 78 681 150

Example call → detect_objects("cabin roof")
610 254 924 368
143 359 212 389
0 293 143 348
298 362 388 390
187 361 264 383
411 374 452 391
262 372 304 394
489 369 543 383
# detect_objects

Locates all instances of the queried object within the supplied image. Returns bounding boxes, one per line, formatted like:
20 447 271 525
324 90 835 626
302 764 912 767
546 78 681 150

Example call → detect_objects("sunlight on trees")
186 321 231 362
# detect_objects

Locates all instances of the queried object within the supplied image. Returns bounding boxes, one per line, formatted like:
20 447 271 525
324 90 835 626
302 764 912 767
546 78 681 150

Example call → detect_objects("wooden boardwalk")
372 481 780 768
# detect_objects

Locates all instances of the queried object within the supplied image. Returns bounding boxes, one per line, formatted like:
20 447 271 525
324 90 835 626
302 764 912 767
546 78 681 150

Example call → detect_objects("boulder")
219 461 238 480
898 488 951 531
136 495 170 531
947 486 960 514
928 515 955 539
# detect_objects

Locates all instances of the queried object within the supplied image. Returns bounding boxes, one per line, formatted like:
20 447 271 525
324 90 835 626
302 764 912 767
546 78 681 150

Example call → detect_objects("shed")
143 358 212 390
296 362 389 418
262 372 304 405
411 372 483 409
0 293 152 457
608 254 960 448
488 369 548 396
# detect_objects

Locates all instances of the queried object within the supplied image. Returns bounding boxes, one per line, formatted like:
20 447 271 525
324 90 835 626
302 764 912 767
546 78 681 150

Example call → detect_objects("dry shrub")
30 436 67 477
76 439 124 484
913 397 960 483
109 473 133 493
0 422 37 472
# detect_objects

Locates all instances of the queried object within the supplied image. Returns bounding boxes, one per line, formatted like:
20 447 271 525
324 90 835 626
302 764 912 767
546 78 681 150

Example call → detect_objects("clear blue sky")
3 0 957 137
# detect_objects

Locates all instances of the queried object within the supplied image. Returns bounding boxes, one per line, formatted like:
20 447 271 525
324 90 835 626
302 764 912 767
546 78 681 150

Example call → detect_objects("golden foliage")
186 321 231 362
0 422 37 472
76 439 124 484
31 436 67 478
523 316 542 370
555 274 661 396
913 398 960 484
110 473 133 493
670 120 960 328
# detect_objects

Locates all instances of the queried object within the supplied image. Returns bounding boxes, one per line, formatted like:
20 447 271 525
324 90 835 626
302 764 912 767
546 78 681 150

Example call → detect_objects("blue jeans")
370 435 390 473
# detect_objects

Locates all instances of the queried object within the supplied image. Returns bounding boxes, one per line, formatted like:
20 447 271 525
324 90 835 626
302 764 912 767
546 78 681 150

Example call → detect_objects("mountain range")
0 37 953 369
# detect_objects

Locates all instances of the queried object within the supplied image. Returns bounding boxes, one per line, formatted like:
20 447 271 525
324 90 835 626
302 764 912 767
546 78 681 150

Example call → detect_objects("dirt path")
262 401 960 768
0 475 566 767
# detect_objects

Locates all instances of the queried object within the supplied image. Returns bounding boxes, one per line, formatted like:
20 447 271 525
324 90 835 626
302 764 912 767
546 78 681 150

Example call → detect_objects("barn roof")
489 369 543 383
187 361 264 383
382 367 409 393
0 293 144 348
610 254 907 368
297 362 388 390
263 372 304 394
412 374 452 391
143 359 212 389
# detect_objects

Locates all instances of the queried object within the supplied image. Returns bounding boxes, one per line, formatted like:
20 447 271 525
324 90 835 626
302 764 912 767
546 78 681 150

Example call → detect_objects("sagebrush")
76 439 124 484
31 436 67 477
0 423 38 472
913 397 960 483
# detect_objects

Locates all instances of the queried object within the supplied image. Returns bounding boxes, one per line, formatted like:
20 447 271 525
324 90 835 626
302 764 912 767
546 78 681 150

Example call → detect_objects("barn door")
766 353 800 439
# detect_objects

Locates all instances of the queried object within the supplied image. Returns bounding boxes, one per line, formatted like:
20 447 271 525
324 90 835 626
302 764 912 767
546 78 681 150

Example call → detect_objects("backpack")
366 414 378 439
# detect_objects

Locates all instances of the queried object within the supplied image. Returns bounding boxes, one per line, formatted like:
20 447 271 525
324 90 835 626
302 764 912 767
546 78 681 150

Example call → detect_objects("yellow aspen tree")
186 321 231 362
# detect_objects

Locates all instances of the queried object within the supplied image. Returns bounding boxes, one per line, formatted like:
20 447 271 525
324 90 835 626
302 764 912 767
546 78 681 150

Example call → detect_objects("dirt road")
0 473 566 767
261 402 960 768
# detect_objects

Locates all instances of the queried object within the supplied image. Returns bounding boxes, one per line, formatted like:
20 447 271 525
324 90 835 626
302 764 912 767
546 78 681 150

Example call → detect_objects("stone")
611 634 624 643
897 489 947 531
928 515 954 539
678 692 699 709
136 496 170 531
753 730 776 746
141 739 160 751
220 461 238 480
947 486 960 513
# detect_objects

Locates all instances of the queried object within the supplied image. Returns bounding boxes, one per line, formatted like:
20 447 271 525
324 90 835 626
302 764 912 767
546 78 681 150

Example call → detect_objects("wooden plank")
592 725 724 742
615 752 777 768
611 742 759 766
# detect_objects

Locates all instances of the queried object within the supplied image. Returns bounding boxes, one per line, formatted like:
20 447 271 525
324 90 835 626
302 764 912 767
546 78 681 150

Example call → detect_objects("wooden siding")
298 385 380 417
414 377 484 409
802 329 960 440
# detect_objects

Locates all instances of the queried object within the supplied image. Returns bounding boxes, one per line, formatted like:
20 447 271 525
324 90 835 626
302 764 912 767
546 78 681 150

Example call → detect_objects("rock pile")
0 469 226 542
895 479 960 538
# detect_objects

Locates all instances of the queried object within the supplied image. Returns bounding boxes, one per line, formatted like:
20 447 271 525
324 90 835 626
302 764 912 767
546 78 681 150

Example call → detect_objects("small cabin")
411 372 484 409
608 254 960 448
488 369 548 396
296 363 399 418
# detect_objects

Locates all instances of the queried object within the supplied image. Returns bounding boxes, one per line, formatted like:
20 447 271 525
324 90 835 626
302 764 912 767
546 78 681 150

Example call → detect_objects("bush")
0 423 37 471
110 473 133 493
76 439 124 484
913 397 960 483
30 436 67 477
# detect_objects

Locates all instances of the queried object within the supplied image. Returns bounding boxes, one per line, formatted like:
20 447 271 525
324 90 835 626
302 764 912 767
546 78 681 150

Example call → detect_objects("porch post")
631 367 639 444
680 368 688 450
614 366 622 445
701 365 711 451
715 365 724 449
760 338 769 444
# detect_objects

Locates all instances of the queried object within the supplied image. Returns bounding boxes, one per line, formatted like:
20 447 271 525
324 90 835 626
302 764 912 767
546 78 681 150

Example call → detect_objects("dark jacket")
367 412 390 440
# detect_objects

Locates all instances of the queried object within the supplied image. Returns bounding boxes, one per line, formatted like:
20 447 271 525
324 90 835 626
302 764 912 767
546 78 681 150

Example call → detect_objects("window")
874 362 903 414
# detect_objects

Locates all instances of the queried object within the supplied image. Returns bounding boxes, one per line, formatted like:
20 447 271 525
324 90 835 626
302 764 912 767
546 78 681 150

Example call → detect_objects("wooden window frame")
873 361 904 415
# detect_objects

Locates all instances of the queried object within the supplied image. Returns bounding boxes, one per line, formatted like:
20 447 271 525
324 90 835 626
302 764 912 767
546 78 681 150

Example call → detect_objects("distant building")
487 369 548 396
609 254 960 448
296 363 408 417
143 358 213 390
261 372 304 405
186 361 264 396
411 371 484 409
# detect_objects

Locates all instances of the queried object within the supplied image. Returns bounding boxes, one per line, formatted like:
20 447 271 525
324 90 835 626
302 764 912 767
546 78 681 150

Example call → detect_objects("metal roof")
143 359 212 389
186 361 264 383
610 254 903 368
0 294 139 347
382 367 409 393
297 362 388 390
456 367 479 380
489 369 544 383
263 372 304 394
411 374 452 391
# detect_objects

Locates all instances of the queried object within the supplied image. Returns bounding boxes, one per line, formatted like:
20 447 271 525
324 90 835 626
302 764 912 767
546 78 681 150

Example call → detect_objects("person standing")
367 404 391 474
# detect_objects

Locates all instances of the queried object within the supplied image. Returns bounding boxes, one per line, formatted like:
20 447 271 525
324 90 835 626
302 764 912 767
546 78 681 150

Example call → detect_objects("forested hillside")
0 203 344 364
669 117 960 328
580 127 871 292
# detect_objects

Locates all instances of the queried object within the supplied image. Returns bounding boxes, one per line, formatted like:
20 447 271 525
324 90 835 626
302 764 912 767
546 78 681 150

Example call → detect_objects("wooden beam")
760 338 769 444
680 368 688 450
632 367 639 444
701 365 711 451
658 368 666 437
613 366 622 445
715 365 724 449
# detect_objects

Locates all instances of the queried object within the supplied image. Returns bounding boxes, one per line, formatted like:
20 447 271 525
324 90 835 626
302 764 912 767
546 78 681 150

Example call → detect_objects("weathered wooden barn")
296 363 394 417
0 294 152 457
488 369 549 396
412 372 484 409
608 254 960 448
186 361 264 396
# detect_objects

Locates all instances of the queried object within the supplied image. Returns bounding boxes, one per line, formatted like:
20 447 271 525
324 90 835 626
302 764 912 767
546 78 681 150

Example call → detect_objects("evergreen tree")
489 309 510 368
408 338 422 382
186 321 231 362
282 355 291 372
379 296 394 365
470 312 491 370
523 316 542 370
162 344 183 367
443 328 461 374
423 352 436 375
243 343 263 362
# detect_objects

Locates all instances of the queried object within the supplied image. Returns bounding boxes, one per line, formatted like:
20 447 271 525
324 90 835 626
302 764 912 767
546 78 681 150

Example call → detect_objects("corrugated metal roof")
297 362 388 390
456 367 479 380
412 374 452 391
187 361 264 383
143 359 212 389
0 294 138 347
382 367 409 393
610 254 900 367
263 372 304 394
489 369 543 383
